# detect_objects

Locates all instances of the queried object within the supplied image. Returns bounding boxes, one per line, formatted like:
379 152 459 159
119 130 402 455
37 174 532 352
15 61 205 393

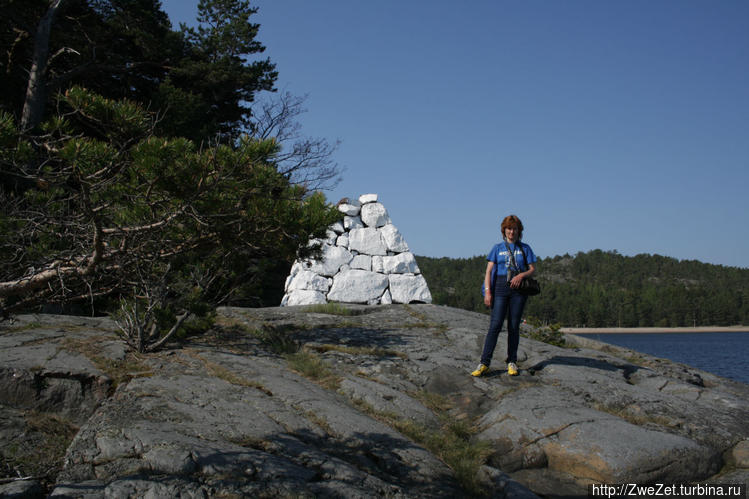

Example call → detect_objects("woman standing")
471 215 537 377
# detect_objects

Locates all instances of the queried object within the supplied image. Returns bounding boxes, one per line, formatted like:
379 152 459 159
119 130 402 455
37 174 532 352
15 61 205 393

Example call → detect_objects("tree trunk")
21 0 64 130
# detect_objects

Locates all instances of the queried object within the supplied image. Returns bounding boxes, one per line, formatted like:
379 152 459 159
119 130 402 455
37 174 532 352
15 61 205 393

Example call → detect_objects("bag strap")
516 242 528 271
505 240 520 271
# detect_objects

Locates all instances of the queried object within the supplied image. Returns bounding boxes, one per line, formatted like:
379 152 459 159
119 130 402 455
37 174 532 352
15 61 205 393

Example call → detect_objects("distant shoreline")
561 326 749 334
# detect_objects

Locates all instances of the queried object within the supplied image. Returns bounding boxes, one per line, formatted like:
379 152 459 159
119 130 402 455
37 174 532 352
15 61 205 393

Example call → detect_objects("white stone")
287 270 330 292
371 256 384 273
330 221 345 234
350 255 372 271
359 193 378 204
380 289 392 305
306 237 324 249
327 270 389 304
336 234 349 248
380 253 420 274
349 227 387 256
307 245 353 277
338 202 361 216
388 274 432 304
360 203 390 228
344 216 364 231
324 229 338 245
285 289 327 306
289 261 303 277
379 224 409 253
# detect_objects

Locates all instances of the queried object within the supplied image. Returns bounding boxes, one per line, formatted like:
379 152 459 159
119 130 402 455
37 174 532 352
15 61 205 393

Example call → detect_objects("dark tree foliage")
2 0 338 191
0 0 342 352
417 250 749 327
0 88 340 350
1 0 277 143
168 0 277 142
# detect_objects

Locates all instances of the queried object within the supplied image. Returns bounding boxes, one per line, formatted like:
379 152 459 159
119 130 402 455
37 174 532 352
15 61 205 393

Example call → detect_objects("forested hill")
416 250 749 328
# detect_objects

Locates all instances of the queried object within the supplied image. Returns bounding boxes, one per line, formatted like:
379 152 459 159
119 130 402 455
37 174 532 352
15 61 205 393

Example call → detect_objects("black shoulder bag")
507 242 541 296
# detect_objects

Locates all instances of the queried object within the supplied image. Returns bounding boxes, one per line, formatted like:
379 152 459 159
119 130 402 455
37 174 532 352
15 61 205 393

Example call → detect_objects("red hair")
501 215 524 240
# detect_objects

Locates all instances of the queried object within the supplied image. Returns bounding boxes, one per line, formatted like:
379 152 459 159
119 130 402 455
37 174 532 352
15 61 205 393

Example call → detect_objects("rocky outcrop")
1 307 748 498
281 194 432 306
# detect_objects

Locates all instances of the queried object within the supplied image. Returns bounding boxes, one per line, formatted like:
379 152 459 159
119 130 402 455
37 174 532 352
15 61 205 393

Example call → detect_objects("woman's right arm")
484 261 494 307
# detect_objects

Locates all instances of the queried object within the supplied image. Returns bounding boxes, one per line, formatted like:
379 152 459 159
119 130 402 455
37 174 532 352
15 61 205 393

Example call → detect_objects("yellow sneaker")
507 362 519 376
471 364 489 377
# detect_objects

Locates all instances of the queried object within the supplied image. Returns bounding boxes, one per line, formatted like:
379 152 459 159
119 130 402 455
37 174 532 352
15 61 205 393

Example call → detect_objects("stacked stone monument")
281 194 432 306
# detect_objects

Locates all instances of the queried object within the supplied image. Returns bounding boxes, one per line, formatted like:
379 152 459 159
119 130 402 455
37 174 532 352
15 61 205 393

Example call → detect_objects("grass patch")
304 410 336 435
185 350 272 396
420 420 493 496
60 337 152 388
401 321 447 332
248 324 300 355
312 320 365 330
1 411 78 485
211 317 302 355
94 355 154 388
304 302 363 316
592 402 675 428
305 343 406 359
402 305 448 335
350 396 491 497
403 304 428 322
224 435 271 451
412 390 453 413
623 353 647 366
284 350 341 390
0 320 43 334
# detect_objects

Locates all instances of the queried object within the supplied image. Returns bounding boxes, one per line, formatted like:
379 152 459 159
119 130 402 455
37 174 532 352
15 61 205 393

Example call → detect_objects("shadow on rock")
529 355 640 376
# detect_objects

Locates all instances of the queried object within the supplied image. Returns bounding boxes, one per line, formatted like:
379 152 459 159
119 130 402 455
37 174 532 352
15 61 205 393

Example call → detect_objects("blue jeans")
480 278 528 366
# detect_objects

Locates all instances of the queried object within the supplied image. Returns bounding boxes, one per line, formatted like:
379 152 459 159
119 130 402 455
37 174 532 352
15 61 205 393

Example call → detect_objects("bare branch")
101 206 189 235
48 46 80 66
147 311 191 352
6 28 30 75
0 257 95 298
249 92 342 191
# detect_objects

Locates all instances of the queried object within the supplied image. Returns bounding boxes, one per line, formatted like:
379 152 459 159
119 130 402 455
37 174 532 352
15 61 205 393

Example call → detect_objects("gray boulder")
360 202 391 228
349 227 387 256
389 274 431 303
327 269 389 303
306 244 353 277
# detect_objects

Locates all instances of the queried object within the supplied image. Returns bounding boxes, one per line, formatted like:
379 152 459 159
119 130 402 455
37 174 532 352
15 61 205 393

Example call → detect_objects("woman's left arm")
510 263 535 288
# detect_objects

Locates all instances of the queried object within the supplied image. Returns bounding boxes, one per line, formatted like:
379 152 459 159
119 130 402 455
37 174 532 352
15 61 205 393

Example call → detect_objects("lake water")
575 332 749 385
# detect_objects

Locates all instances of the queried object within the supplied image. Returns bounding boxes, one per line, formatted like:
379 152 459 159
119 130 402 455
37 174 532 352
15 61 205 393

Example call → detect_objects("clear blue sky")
161 0 749 268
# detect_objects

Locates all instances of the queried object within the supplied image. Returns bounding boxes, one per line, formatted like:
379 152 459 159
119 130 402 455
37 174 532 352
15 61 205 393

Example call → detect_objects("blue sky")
161 0 749 268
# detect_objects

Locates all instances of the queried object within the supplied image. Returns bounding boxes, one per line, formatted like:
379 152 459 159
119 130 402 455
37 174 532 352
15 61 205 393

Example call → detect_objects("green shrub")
524 318 566 347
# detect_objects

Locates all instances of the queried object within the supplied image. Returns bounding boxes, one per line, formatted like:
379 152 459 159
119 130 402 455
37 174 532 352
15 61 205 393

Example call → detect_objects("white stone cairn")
281 194 433 306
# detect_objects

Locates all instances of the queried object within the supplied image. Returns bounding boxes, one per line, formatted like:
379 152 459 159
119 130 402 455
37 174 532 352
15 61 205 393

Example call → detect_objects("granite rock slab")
1 306 747 498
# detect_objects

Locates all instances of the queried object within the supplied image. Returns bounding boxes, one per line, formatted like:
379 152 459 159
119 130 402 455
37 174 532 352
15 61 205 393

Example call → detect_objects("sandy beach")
561 326 749 334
